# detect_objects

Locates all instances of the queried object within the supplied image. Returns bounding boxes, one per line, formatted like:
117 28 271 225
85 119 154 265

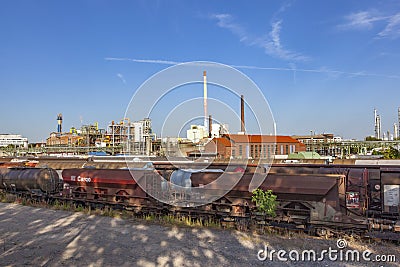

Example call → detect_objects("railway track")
1 163 400 243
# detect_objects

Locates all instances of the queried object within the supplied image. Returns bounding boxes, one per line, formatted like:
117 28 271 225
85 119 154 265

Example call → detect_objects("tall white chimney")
377 114 381 139
203 71 208 134
374 108 378 138
398 107 400 138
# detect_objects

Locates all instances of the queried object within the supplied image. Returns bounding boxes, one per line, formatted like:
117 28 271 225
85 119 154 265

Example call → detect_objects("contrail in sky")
116 73 126 84
106 57 180 65
105 57 400 79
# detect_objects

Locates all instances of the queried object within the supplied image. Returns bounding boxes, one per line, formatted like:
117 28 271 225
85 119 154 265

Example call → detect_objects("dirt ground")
0 202 399 267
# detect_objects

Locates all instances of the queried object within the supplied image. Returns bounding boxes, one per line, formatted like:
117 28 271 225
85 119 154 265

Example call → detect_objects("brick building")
46 132 82 146
204 134 306 159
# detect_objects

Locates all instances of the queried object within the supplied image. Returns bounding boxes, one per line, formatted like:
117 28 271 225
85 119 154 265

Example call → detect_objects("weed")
203 217 220 228
0 193 16 203
74 204 85 212
102 206 115 217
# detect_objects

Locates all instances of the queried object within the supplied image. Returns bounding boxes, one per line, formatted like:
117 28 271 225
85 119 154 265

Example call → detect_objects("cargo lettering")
71 176 91 183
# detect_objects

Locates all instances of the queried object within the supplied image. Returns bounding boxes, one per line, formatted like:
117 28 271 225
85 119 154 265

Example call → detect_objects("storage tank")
170 169 192 189
0 168 62 194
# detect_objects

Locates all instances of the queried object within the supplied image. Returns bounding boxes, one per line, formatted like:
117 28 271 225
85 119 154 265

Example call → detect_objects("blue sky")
1 1 400 142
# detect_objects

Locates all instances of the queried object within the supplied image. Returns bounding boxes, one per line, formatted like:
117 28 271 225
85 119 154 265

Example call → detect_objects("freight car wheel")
315 227 333 238
306 225 316 236
235 217 250 231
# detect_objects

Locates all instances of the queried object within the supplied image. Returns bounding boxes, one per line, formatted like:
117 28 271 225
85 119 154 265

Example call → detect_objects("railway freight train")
1 163 400 240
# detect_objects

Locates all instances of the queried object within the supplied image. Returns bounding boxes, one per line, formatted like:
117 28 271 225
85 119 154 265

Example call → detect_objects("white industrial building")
186 125 207 143
186 123 230 143
210 124 221 138
0 134 28 148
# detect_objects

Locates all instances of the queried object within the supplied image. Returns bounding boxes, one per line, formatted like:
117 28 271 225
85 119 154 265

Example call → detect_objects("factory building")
107 118 154 154
80 122 106 146
46 132 82 147
47 114 101 147
211 123 229 138
186 123 229 143
107 119 133 147
0 134 28 148
107 118 152 145
186 125 207 143
292 133 342 156
292 133 339 144
204 134 305 159
45 114 154 155
371 107 400 141
47 115 104 147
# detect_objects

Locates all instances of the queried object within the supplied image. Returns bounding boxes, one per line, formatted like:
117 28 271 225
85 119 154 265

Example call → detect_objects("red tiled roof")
225 134 300 144
210 137 233 147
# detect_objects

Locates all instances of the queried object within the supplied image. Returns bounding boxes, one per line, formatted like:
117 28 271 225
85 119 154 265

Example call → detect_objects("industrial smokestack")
208 115 212 138
57 113 63 133
374 108 378 138
398 107 400 138
240 95 245 133
377 114 381 139
203 71 208 134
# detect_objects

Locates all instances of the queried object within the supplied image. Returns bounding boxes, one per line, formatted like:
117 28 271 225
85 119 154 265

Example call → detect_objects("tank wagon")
0 167 62 195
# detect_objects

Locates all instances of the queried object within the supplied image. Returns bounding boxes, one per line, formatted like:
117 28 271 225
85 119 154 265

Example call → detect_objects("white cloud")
260 20 309 61
340 11 385 30
212 14 248 42
211 14 309 61
339 10 400 39
378 13 400 38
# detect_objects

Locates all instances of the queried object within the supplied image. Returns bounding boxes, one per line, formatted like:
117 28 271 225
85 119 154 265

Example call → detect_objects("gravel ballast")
0 202 399 266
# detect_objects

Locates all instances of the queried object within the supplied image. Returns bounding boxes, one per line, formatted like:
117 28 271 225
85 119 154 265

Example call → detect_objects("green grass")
1 192 222 229
141 213 221 229
101 206 115 217
0 192 11 203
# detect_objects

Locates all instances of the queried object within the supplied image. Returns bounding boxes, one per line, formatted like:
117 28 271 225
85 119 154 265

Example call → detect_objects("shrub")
252 189 277 217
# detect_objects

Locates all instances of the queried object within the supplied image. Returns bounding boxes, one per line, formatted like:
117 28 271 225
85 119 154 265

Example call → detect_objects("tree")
365 136 381 141
252 189 277 217
373 146 400 159
384 146 400 159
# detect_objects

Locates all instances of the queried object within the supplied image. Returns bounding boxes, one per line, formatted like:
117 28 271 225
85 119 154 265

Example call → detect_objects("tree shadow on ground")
0 203 399 267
